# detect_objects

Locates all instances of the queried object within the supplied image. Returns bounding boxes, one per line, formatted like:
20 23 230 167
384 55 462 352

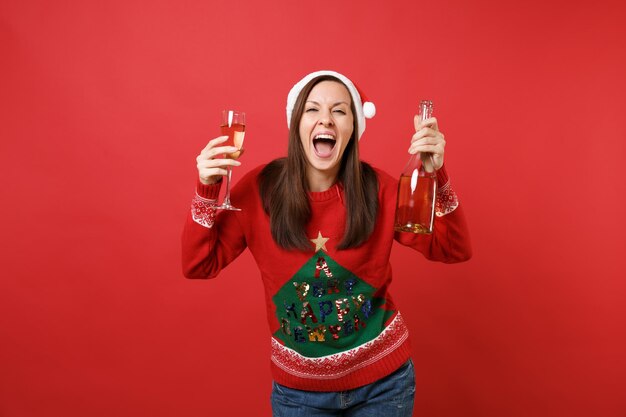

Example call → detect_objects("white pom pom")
363 101 376 119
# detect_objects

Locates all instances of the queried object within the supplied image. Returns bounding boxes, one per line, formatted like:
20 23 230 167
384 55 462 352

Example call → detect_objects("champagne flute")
217 110 245 211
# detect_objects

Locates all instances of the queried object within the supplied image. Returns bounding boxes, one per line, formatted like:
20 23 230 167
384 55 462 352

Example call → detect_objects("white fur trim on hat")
286 70 375 140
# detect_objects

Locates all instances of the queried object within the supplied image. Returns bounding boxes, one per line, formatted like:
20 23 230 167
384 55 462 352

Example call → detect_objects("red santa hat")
286 70 376 140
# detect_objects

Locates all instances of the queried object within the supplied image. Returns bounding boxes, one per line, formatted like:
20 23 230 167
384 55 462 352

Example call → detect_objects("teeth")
314 134 335 140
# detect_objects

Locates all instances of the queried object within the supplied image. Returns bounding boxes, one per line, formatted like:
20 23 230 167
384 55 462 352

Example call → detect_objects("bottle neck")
419 100 433 121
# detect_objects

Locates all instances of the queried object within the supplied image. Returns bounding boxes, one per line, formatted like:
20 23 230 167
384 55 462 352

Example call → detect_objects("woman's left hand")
409 114 446 171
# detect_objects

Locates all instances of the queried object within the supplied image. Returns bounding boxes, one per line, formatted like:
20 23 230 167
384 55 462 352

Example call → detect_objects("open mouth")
312 134 336 158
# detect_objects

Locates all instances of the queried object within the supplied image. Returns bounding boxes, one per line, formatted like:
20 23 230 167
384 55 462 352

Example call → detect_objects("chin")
311 157 340 172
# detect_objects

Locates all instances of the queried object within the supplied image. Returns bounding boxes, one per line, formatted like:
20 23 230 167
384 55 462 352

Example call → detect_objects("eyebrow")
306 100 350 106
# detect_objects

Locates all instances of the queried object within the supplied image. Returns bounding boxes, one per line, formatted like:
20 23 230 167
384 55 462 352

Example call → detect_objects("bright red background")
1 0 625 416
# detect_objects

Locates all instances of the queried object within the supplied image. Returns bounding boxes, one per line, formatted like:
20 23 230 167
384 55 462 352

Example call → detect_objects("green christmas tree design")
272 250 395 358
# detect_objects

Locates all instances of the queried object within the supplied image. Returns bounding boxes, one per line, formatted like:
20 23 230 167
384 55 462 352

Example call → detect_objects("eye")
333 109 346 114
305 107 318 113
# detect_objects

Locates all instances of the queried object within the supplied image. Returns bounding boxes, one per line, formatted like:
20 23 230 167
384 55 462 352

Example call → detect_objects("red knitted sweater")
181 164 471 391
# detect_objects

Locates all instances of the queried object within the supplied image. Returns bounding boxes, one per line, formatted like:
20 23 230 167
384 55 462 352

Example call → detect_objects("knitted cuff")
191 193 218 228
435 182 459 217
191 179 221 229
435 165 459 217
196 178 222 200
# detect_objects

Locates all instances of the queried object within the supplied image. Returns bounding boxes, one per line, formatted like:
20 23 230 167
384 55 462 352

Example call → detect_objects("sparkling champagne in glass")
217 110 245 211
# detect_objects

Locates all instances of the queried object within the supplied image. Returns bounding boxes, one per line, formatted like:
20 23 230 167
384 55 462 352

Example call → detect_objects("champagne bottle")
394 100 437 234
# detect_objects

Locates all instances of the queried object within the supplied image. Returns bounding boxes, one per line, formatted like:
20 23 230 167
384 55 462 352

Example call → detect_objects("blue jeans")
271 359 415 417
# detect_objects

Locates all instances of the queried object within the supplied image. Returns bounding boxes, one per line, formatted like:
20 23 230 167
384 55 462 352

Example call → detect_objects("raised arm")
394 113 472 262
181 136 247 278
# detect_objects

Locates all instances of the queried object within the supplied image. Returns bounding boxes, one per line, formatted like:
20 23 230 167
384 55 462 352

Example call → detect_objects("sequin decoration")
191 193 217 228
326 278 340 294
284 302 297 319
314 256 333 279
334 298 351 322
293 282 310 301
318 300 333 323
281 318 292 336
361 299 373 319
293 326 306 343
311 282 325 298
300 301 319 324
328 325 342 340
344 278 357 296
353 314 366 331
352 294 366 310
435 181 459 217
307 325 327 342
343 320 354 336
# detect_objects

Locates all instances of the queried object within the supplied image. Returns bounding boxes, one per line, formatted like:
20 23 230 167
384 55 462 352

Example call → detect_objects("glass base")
394 223 432 234
216 203 241 211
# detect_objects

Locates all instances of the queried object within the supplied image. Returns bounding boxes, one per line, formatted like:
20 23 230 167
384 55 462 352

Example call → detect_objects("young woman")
182 70 472 416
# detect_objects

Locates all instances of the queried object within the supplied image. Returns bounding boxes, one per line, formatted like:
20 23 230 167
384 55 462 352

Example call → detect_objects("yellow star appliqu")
310 231 330 252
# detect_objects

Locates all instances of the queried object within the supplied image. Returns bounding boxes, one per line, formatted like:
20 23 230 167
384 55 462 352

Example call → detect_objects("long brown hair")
258 75 379 251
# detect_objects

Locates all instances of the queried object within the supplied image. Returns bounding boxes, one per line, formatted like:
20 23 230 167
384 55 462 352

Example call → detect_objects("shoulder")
258 158 286 178
231 163 272 199
235 164 266 185
257 158 286 191
229 164 268 210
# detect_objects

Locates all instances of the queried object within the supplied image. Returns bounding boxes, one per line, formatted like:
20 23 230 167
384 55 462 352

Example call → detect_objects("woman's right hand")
196 136 241 185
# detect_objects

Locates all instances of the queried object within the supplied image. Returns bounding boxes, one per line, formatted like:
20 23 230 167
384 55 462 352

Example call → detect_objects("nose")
318 109 334 126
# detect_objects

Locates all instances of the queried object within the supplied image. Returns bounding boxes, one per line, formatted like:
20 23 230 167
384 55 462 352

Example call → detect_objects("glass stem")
223 166 233 204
